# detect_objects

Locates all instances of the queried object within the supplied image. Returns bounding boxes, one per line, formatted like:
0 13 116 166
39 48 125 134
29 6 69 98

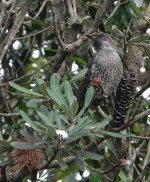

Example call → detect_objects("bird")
77 32 123 102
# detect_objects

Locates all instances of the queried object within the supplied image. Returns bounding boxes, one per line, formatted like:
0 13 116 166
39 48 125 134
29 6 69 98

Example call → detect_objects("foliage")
0 0 150 181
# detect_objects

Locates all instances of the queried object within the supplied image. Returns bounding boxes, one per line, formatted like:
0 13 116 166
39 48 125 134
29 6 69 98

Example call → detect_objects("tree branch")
135 81 150 98
50 0 66 48
0 113 20 117
49 0 115 76
112 109 150 132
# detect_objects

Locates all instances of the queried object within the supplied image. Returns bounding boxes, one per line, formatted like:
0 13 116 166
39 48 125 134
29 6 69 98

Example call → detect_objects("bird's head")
85 32 117 52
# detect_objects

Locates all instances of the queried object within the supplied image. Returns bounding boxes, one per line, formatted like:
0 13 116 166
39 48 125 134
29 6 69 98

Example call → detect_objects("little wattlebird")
77 32 123 102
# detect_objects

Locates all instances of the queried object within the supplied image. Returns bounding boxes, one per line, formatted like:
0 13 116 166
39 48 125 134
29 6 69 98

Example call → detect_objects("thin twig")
135 160 150 182
143 141 150 168
49 0 114 76
33 0 48 19
40 141 61 170
131 135 150 140
0 58 53 88
105 0 128 23
112 109 150 132
135 81 150 98
15 25 52 40
97 105 107 118
50 0 65 48
0 113 20 117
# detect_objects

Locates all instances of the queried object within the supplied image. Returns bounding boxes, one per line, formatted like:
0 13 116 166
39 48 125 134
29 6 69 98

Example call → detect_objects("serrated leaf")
84 86 94 108
37 111 54 126
102 131 134 138
64 81 74 109
20 110 37 129
71 101 79 116
81 151 103 161
9 82 43 97
70 68 88 82
11 141 45 150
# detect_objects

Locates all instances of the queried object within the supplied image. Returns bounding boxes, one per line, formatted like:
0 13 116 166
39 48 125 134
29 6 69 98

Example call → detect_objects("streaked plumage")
77 32 123 101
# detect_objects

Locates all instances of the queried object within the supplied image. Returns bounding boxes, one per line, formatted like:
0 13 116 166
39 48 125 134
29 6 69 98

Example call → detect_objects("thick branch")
49 0 114 76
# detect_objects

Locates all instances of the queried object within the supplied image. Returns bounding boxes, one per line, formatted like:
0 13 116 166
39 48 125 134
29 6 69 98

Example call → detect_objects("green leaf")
36 79 48 95
51 85 68 106
26 99 43 108
73 153 85 171
38 105 50 117
64 81 74 109
50 73 60 88
87 115 112 130
46 125 57 138
11 141 45 150
70 56 87 65
84 86 94 108
71 101 79 116
53 111 62 129
0 159 12 167
102 131 134 138
90 172 102 182
37 111 54 126
66 129 89 144
57 153 68 170
60 114 69 125
105 141 117 156
47 86 68 110
69 116 89 134
20 110 37 129
73 86 93 122
36 78 46 86
61 104 72 119
9 82 43 97
119 170 127 182
70 68 88 82
81 151 103 161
